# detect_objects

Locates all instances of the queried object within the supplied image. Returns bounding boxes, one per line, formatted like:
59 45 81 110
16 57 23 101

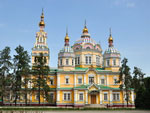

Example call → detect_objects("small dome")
108 36 113 42
83 27 88 33
39 21 45 27
105 46 120 54
65 34 69 40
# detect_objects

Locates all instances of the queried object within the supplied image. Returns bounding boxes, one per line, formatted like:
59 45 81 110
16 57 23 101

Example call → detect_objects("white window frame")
50 77 54 85
66 58 69 65
96 55 100 65
63 92 71 101
85 55 92 65
113 59 116 66
65 76 69 84
100 76 105 85
78 77 82 84
113 76 118 85
75 55 80 65
104 92 108 101
60 58 62 66
78 92 84 101
113 92 120 101
50 92 54 102
106 59 110 67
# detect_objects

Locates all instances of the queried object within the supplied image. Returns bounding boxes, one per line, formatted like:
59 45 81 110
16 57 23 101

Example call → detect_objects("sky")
0 0 150 76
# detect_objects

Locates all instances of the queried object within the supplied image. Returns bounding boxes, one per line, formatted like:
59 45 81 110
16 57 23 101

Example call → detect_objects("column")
98 75 100 85
57 90 60 103
106 74 109 86
109 90 113 105
74 74 76 86
74 90 77 105
57 74 60 88
131 90 134 104
84 74 86 84
85 90 88 104
100 91 102 104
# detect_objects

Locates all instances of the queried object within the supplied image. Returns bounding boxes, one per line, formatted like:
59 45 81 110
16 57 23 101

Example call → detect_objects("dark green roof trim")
57 88 73 90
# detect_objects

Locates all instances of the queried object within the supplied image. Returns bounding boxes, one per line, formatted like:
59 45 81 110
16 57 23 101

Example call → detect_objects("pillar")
100 91 102 104
74 90 77 105
109 90 113 105
56 90 60 103
57 74 60 88
74 74 76 86
84 74 86 84
131 90 134 104
85 90 88 104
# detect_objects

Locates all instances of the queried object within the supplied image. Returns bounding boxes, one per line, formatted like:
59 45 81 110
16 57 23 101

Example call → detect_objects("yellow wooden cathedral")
30 11 135 107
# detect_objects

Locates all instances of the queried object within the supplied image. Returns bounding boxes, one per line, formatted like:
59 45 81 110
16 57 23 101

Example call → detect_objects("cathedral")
30 11 135 107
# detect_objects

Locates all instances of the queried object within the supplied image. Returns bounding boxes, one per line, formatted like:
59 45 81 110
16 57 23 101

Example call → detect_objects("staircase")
85 104 106 108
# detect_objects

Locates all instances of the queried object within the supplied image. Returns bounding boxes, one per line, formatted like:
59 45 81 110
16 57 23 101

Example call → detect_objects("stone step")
85 104 106 108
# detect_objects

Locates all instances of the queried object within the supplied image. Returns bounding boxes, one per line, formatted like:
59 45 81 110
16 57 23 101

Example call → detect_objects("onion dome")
64 28 70 46
104 28 120 54
82 20 88 33
105 46 120 54
39 9 45 27
65 27 69 40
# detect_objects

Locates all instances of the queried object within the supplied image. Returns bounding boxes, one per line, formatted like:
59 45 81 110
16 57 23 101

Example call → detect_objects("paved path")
43 110 150 113
1 110 149 113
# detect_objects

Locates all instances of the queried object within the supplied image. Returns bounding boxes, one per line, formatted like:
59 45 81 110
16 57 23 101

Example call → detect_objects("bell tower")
31 9 50 66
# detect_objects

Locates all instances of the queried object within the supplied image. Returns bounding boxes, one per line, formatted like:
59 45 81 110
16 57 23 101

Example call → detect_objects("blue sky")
0 0 150 76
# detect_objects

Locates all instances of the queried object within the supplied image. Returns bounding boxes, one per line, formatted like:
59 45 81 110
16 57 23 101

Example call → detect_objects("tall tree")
0 47 12 105
12 45 30 106
32 53 50 105
119 58 132 107
132 67 145 93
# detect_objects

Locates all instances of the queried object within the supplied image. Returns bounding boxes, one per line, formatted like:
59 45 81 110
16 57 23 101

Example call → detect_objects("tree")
132 67 145 93
0 47 12 105
32 53 50 105
12 45 30 106
119 58 132 107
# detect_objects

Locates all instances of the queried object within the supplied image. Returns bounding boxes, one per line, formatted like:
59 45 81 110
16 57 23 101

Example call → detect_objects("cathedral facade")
30 11 135 107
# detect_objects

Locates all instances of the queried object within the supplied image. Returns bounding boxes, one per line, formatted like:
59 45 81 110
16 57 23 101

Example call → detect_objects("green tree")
12 45 30 106
132 67 145 93
119 58 132 107
0 47 12 105
32 53 50 105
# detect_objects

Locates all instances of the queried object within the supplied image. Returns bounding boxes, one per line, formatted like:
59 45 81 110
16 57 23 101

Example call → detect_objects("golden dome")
83 27 88 33
108 36 113 42
65 34 69 40
39 21 45 27
39 9 45 27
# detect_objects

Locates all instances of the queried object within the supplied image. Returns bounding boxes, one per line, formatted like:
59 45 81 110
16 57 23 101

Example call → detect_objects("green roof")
75 67 104 71
74 84 120 90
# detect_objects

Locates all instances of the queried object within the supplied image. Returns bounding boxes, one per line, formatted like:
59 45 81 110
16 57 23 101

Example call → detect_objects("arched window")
86 47 91 50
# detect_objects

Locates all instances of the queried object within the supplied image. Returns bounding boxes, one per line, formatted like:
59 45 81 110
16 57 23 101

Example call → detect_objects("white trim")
103 92 108 101
84 74 86 84
78 92 84 101
63 91 72 101
57 90 60 102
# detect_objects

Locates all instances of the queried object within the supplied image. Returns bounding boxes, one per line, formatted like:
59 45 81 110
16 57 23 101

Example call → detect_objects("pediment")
88 83 100 91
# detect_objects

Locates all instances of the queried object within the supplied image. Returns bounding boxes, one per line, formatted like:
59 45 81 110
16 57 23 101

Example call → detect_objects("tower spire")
39 8 45 30
83 19 88 33
110 28 112 36
65 27 70 46
108 28 113 47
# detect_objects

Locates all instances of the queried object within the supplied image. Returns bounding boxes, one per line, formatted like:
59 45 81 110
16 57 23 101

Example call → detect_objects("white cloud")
113 0 136 8
126 2 135 8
